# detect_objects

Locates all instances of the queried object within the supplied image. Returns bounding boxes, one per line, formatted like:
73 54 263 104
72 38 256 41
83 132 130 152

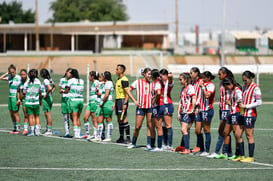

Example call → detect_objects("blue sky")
1 0 273 32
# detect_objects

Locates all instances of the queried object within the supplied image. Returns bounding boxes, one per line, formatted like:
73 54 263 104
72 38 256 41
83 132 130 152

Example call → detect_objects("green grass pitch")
0 74 272 180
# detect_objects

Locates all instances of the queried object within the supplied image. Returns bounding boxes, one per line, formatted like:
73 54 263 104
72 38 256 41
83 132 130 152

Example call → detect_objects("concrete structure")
0 21 169 53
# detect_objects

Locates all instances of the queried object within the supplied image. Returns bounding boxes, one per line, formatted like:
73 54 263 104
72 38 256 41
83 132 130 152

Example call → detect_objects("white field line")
0 167 272 171
1 102 273 107
1 128 273 131
1 129 273 169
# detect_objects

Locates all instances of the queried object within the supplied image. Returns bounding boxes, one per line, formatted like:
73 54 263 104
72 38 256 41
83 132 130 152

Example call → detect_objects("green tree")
0 1 35 24
49 0 128 22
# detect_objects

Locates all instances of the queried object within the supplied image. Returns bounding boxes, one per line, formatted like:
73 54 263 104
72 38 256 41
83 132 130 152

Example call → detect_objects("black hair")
117 64 126 73
142 67 152 76
40 68 51 79
180 72 192 85
222 77 242 90
40 68 53 84
152 69 164 87
191 67 200 76
219 67 234 79
28 69 38 83
202 71 215 80
20 69 27 74
70 69 80 80
63 68 73 77
242 70 255 79
151 69 160 80
103 71 112 81
90 71 99 80
8 64 16 71
160 68 168 75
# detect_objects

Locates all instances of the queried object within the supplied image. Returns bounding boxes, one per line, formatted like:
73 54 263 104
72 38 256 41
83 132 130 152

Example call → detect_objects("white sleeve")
130 80 138 90
206 83 215 93
44 79 50 86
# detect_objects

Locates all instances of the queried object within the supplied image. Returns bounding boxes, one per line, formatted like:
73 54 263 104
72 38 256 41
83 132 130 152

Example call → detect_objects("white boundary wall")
168 64 273 76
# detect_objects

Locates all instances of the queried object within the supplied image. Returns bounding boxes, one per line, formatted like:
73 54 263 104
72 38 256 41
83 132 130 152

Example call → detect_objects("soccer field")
0 73 273 180
0 103 273 180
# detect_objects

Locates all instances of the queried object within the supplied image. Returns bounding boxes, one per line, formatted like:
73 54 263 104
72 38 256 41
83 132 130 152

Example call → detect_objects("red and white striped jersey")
130 79 154 109
219 82 231 110
242 82 262 117
152 80 162 106
229 86 242 114
200 81 215 111
193 79 203 106
161 80 174 104
179 84 196 113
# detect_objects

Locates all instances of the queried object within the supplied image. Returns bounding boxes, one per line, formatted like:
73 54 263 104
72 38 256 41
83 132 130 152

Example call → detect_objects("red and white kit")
229 86 242 114
242 82 262 117
219 82 231 110
130 79 154 109
200 81 215 111
179 84 196 113
161 80 174 105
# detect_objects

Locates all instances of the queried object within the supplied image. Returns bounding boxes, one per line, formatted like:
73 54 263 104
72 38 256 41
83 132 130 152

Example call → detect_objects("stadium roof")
231 31 261 39
0 21 169 35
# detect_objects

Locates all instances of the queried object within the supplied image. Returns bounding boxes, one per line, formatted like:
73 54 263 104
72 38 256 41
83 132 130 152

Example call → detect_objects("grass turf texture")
0 73 273 180
0 103 273 180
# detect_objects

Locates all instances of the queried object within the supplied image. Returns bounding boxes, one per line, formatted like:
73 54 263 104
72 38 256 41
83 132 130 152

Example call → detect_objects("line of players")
0 64 262 163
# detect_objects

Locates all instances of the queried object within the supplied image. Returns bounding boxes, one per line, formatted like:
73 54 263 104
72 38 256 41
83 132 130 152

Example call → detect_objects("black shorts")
115 99 128 116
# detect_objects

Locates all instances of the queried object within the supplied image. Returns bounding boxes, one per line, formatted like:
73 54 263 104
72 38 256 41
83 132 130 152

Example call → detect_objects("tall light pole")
220 0 226 67
35 0 40 52
175 0 179 47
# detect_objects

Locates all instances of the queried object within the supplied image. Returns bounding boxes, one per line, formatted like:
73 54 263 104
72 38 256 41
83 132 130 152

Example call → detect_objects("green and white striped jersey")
18 77 29 100
67 78 84 101
96 82 105 104
101 81 114 101
89 79 100 103
23 78 42 105
41 78 54 97
6 74 21 98
59 77 69 98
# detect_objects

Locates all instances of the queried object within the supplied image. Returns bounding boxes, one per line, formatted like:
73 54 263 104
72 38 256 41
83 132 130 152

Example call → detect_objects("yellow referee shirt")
115 76 129 99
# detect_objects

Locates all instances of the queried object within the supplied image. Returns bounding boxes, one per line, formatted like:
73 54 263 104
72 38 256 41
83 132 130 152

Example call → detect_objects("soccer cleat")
215 153 228 159
150 147 163 152
13 131 20 134
191 147 200 153
22 130 28 135
87 135 95 140
228 155 238 160
73 135 82 139
145 145 152 151
240 157 254 163
180 149 191 154
9 130 17 134
232 156 245 162
26 133 34 137
199 152 210 157
90 137 101 142
172 146 185 152
116 137 124 144
163 145 173 151
63 134 72 138
127 143 136 149
207 152 219 159
103 138 111 142
82 135 88 139
43 131 53 136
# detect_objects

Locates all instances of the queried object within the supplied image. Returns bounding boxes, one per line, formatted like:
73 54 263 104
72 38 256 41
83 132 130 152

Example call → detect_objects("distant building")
0 21 169 53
